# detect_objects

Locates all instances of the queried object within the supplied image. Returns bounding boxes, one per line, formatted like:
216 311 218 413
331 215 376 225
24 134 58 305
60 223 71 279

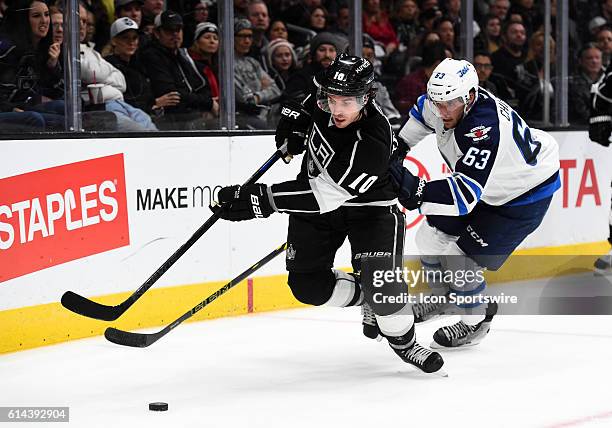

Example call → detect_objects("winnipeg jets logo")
464 125 492 142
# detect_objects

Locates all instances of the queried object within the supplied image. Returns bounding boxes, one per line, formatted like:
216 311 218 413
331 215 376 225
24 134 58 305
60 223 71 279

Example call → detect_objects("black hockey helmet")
314 53 375 113
314 53 375 97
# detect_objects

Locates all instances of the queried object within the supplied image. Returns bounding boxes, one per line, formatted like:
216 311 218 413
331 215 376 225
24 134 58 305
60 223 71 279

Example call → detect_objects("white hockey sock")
322 270 363 307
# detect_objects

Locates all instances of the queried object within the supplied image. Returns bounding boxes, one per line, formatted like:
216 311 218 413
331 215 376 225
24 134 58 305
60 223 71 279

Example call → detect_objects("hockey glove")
214 184 275 221
389 159 426 211
589 115 612 147
275 100 312 162
390 136 410 163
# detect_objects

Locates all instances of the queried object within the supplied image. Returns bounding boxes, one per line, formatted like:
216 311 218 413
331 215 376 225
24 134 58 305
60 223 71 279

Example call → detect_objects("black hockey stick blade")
104 242 288 348
61 291 128 321
61 147 285 322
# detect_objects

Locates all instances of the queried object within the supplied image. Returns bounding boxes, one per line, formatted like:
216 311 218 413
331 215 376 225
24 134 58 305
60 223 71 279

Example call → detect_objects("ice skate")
412 294 452 323
361 302 382 341
432 303 498 349
391 342 446 375
594 250 612 275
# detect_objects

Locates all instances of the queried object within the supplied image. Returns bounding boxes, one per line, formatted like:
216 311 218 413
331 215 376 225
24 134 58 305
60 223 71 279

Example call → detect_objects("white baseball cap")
110 17 139 38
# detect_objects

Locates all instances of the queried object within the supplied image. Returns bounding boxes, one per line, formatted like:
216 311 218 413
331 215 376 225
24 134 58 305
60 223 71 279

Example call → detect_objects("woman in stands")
0 0 64 131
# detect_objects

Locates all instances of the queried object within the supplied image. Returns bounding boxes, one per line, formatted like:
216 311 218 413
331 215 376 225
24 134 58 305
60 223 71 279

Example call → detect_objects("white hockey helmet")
427 58 479 114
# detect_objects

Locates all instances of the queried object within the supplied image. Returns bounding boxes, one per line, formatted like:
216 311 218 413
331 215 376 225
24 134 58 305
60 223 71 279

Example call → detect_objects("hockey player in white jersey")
388 58 560 348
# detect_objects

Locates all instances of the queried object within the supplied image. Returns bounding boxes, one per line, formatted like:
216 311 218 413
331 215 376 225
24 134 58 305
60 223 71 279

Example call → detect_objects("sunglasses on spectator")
235 33 253 39
474 63 493 69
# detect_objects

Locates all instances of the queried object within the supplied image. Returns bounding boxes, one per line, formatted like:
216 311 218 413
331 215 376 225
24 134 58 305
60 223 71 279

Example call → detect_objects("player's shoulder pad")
455 92 500 147
409 94 431 128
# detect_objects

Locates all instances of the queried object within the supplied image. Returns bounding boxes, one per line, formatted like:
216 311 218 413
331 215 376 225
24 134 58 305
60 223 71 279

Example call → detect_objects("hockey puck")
148 402 168 412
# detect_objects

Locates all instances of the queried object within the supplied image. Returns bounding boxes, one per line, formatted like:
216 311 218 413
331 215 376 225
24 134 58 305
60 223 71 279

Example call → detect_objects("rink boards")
0 131 610 353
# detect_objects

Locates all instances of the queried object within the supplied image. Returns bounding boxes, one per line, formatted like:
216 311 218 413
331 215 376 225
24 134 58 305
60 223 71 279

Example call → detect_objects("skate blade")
430 340 482 350
430 368 448 378
415 313 451 325
593 268 612 276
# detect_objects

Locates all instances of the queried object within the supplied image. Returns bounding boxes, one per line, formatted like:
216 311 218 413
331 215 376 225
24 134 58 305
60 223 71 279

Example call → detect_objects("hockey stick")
104 242 287 347
61 145 288 321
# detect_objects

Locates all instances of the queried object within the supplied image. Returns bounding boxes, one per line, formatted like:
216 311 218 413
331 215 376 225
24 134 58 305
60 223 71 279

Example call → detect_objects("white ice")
3 281 612 428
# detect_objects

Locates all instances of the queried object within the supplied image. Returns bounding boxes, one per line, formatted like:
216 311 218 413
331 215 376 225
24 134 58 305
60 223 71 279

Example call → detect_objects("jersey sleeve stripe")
448 177 468 215
456 173 483 200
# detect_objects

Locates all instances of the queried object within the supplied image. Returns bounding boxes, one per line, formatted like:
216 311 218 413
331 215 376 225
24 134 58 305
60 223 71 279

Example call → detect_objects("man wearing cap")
234 18 281 129
140 10 218 130
107 17 181 117
283 31 343 102
114 0 154 53
115 0 143 25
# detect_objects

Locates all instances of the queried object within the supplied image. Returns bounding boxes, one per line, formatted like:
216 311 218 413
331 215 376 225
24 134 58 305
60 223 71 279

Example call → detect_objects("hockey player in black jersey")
214 53 444 374
589 61 612 273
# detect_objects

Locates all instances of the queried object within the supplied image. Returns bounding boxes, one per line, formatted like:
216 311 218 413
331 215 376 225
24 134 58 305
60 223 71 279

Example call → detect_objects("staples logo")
0 154 129 282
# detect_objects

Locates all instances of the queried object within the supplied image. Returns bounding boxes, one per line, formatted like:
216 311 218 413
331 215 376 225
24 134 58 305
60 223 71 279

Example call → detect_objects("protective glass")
428 96 465 118
316 89 367 114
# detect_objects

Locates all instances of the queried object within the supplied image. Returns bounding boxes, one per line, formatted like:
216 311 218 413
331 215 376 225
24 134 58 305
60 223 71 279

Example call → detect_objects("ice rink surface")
3 287 612 428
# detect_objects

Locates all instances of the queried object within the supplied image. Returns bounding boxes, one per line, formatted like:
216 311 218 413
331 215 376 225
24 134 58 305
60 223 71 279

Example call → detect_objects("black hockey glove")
390 136 410 163
589 115 612 147
275 100 311 162
213 184 275 221
389 159 426 211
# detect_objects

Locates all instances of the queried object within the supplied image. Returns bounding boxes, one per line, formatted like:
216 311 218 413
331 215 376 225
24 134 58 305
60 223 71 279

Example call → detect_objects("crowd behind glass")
0 0 608 134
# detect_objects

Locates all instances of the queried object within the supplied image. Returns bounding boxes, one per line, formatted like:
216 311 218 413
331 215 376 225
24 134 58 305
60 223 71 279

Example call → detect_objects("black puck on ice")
149 402 168 411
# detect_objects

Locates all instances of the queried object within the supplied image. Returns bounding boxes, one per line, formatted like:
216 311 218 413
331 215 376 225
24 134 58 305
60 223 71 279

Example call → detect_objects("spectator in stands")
474 15 502 54
187 22 219 100
282 0 321 29
247 0 270 70
233 18 281 129
392 0 420 52
442 0 461 38
50 6 63 44
421 0 440 11
363 0 399 56
509 0 540 37
473 50 513 101
142 0 164 22
489 0 510 22
569 43 604 124
234 0 249 19
183 0 210 47
283 31 341 102
491 20 527 89
141 10 218 130
434 16 456 55
330 4 349 36
106 17 179 121
265 38 297 92
82 0 111 52
362 35 401 128
419 5 442 35
0 0 64 131
393 41 448 114
596 26 612 67
308 6 328 33
267 19 289 41
116 0 143 25
515 30 556 122
81 4 158 131
588 16 608 40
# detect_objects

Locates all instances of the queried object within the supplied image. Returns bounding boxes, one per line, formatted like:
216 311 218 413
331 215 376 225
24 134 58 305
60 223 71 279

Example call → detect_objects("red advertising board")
0 154 129 282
